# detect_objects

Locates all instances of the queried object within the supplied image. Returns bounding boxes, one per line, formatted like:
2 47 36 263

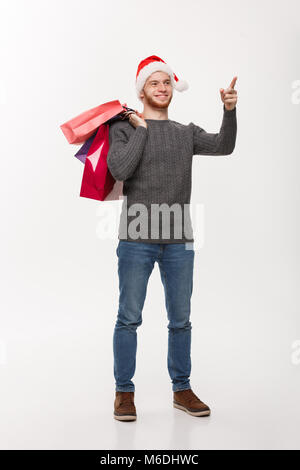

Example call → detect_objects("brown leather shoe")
173 389 211 417
114 391 137 421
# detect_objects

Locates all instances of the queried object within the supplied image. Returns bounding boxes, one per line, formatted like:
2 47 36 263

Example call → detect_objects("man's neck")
142 107 169 121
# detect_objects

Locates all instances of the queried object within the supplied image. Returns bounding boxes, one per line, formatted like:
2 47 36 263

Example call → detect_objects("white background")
0 0 299 450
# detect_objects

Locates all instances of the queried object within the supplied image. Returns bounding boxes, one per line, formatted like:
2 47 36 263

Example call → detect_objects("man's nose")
158 84 167 92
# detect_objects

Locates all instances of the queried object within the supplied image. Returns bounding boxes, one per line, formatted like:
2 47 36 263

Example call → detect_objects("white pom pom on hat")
135 55 189 101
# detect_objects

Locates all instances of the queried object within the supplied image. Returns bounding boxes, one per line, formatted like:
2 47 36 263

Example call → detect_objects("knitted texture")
107 104 237 243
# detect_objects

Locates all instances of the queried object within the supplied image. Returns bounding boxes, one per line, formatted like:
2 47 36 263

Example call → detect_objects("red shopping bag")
79 123 123 201
60 100 124 144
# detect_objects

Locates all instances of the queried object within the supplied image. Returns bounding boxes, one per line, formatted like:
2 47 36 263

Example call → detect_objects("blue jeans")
113 240 195 392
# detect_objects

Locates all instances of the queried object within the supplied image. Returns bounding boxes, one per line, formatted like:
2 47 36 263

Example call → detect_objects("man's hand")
123 110 148 129
220 76 238 111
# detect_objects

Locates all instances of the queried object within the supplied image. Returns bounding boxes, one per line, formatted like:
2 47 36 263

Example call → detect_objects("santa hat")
135 55 189 101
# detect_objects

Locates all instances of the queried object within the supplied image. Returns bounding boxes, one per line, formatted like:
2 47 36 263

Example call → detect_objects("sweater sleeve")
106 121 148 181
190 104 237 156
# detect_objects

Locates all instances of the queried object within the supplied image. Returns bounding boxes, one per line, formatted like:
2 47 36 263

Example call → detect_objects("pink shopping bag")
60 100 124 144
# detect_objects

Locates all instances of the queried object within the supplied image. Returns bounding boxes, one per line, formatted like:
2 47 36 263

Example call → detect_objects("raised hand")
122 110 148 129
220 76 238 111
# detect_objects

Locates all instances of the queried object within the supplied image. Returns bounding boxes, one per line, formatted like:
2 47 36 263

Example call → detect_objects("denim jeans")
113 240 195 392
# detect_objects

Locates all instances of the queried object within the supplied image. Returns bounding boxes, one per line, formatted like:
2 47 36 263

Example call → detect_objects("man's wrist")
223 104 236 112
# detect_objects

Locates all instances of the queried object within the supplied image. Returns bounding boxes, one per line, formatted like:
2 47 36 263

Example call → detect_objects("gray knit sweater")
107 104 237 243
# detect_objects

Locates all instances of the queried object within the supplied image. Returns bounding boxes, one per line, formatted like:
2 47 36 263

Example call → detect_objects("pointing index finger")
229 76 237 89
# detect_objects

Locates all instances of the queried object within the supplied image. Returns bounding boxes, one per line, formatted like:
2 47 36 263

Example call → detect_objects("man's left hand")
220 76 238 110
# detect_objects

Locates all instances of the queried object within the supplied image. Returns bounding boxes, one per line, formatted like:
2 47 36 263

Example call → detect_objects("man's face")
140 71 173 109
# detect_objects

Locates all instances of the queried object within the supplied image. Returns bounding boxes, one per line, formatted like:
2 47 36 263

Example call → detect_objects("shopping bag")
79 123 123 201
73 105 136 164
60 100 124 144
74 131 97 164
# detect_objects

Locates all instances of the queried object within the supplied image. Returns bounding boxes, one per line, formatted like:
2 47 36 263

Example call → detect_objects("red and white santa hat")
135 55 189 101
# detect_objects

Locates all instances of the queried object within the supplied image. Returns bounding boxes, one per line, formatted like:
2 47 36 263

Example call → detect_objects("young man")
107 55 238 421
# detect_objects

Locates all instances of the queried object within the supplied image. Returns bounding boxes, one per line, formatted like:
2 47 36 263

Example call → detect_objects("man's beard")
144 90 173 109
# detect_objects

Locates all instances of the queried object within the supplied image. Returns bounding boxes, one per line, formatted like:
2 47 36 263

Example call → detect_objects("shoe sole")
173 402 211 417
114 413 137 421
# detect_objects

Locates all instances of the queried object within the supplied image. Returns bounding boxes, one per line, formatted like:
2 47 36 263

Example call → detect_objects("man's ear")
140 86 145 99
